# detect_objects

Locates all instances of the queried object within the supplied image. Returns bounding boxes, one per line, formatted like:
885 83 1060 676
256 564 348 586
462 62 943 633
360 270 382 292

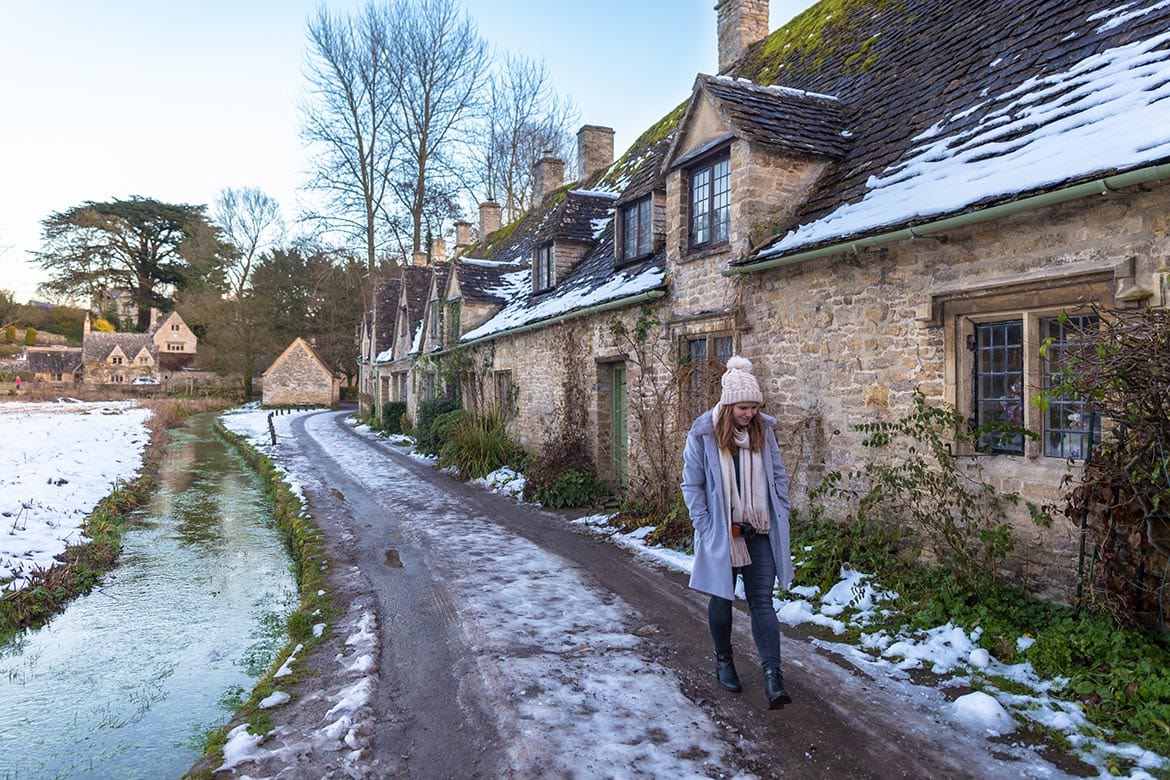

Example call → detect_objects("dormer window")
620 197 652 262
534 244 554 292
689 154 730 250
429 299 440 339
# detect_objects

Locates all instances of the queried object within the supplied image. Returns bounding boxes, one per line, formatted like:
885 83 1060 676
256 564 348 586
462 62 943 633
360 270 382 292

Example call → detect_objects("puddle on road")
0 414 297 780
385 549 403 567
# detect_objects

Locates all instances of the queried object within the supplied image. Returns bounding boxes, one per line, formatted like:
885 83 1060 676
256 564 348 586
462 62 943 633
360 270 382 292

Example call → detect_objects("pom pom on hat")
725 355 753 373
719 355 763 406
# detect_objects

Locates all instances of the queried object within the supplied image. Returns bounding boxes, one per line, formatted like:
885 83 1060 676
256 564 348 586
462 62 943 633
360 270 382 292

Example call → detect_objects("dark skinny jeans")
708 531 782 672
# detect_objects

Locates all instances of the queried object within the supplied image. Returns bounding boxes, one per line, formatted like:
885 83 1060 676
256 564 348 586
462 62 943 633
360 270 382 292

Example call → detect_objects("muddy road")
195 408 1069 779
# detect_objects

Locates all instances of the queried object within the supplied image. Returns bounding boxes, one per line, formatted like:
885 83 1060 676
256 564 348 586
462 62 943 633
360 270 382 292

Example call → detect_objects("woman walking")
681 356 794 709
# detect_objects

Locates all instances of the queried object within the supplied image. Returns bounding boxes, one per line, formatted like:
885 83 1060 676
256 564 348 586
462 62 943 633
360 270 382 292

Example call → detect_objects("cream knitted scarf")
719 427 771 568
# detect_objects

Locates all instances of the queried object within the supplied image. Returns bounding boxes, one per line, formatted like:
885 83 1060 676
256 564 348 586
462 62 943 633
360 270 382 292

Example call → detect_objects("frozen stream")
0 414 298 780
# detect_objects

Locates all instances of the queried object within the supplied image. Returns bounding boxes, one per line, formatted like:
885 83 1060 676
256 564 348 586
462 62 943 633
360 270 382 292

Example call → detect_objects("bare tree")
383 0 490 253
472 54 579 223
213 187 285 299
301 3 397 273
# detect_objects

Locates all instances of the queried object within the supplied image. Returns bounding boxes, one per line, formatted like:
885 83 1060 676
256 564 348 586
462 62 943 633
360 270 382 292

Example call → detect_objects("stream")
0 414 298 780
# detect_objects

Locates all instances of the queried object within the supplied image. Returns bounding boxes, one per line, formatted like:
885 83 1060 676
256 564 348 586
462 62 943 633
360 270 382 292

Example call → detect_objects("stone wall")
731 184 1170 601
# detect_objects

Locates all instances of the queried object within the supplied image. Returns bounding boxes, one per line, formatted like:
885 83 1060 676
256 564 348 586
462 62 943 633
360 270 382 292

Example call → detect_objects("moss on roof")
739 0 901 86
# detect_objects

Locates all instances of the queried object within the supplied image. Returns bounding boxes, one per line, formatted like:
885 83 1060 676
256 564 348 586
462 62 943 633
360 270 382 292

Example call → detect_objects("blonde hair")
714 404 764 452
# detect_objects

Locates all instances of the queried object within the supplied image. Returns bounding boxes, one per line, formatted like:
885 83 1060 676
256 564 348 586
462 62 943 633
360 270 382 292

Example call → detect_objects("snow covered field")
0 399 151 588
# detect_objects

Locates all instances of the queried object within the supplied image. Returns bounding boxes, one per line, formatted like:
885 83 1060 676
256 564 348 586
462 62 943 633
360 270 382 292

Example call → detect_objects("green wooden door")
611 364 628 487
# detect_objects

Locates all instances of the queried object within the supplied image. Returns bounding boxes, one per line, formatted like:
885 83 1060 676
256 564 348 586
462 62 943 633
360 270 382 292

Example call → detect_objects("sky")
4 397 1165 777
0 0 817 305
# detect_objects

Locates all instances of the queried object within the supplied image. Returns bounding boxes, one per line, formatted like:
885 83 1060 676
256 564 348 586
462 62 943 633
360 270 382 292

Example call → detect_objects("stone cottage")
81 309 198 386
262 337 340 407
357 0 1170 599
26 347 82 386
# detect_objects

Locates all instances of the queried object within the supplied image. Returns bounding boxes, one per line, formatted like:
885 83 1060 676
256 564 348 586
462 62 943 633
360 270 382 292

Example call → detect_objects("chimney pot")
479 201 501 239
533 156 565 203
454 221 472 255
577 125 615 182
431 236 447 264
716 0 769 73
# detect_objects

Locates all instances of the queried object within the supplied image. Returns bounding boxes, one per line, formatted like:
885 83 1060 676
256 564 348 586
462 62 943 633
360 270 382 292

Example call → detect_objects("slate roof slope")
453 258 528 304
596 102 685 203
459 228 666 344
726 0 1170 265
373 276 401 349
82 332 156 363
28 348 82 374
403 264 438 355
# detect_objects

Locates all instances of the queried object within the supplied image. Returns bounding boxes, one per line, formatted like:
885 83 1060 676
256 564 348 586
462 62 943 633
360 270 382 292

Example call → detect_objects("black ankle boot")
715 653 742 692
763 668 791 709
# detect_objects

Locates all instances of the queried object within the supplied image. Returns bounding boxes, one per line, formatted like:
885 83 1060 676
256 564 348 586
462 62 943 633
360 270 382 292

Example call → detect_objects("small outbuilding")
261 338 340 407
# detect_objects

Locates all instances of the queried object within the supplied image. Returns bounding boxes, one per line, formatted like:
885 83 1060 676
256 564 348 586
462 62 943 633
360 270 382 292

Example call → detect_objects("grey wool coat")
681 409 794 601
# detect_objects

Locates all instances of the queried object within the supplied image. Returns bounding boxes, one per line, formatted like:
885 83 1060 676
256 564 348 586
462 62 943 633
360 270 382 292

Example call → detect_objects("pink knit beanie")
719 355 763 406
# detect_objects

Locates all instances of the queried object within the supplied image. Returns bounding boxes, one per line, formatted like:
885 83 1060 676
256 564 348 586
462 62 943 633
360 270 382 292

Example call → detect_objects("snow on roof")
459 258 665 343
751 1 1170 262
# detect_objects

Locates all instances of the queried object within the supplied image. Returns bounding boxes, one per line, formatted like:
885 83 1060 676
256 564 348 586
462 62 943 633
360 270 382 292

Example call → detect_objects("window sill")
681 243 731 264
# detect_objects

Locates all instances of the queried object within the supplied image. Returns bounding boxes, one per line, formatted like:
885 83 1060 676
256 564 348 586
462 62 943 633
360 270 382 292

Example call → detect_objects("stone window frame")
617 196 653 264
533 244 555 293
933 269 1115 460
393 371 408 402
686 149 732 254
428 298 441 340
671 317 737 424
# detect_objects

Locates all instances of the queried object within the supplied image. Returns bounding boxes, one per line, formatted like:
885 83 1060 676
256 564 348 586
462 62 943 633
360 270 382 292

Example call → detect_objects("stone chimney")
454 220 472 255
533 155 565 203
412 250 428 267
84 313 91 336
479 200 501 238
577 125 614 182
716 0 769 73
431 235 447 264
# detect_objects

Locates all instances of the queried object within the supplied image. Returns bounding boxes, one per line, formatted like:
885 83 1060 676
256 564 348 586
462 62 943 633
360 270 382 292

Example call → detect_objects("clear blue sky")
0 0 816 304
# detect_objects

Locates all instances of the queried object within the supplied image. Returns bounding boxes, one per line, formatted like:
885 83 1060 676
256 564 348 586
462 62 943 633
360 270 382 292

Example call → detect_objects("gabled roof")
263 337 334 378
728 0 1170 265
532 189 618 246
83 332 157 363
668 74 850 169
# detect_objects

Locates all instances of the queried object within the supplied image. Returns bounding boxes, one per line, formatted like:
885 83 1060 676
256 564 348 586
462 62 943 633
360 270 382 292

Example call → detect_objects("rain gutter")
723 163 1170 276
434 289 667 355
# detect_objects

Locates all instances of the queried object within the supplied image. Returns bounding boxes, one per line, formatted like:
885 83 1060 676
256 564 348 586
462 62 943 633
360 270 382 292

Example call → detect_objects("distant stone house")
26 347 82 385
262 338 340 407
356 0 1170 600
80 309 198 386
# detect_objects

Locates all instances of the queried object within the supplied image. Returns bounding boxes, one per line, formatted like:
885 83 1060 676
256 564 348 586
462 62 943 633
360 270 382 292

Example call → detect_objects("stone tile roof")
686 74 850 161
459 223 666 343
532 190 618 246
82 332 157 363
728 0 1170 265
373 276 401 349
27 348 82 374
453 258 528 304
401 264 435 352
